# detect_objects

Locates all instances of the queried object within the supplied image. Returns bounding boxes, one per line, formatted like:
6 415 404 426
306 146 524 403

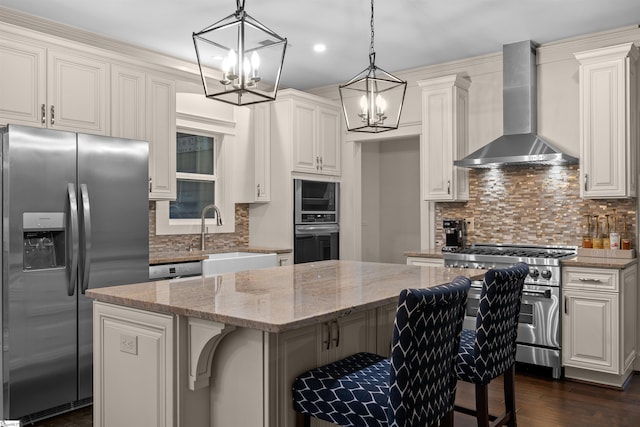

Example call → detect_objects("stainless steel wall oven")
294 180 339 264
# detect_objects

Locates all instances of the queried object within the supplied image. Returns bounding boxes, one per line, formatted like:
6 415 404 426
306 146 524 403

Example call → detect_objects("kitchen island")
87 260 484 427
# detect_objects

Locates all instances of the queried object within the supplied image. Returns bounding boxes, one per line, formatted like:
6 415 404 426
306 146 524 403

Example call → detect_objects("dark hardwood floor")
24 368 640 427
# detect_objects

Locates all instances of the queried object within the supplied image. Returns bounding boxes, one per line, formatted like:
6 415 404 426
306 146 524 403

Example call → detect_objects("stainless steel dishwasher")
149 261 203 280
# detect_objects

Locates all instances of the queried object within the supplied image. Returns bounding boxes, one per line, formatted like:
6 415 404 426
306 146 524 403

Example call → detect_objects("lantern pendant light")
192 0 287 106
339 0 407 133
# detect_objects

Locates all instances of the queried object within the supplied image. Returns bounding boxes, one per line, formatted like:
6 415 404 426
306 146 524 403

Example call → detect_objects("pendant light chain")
369 0 375 66
338 0 406 132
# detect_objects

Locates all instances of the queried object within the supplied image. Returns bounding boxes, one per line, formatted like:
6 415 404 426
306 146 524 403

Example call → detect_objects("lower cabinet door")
562 290 618 373
93 302 174 427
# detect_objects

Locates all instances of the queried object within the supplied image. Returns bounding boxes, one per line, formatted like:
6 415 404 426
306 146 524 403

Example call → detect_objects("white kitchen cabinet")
275 89 341 176
318 311 374 365
274 323 322 427
146 74 177 200
93 302 174 427
418 74 470 201
0 37 46 127
242 103 271 202
0 36 109 135
562 265 637 388
575 43 639 199
111 64 146 140
47 49 110 135
375 303 398 357
275 310 374 427
406 256 444 267
111 66 176 200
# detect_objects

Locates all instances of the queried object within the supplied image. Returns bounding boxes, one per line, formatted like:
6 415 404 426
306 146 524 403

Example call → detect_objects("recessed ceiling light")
313 44 326 53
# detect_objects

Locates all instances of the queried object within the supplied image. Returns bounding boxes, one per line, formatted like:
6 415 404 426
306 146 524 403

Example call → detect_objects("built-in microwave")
294 179 339 224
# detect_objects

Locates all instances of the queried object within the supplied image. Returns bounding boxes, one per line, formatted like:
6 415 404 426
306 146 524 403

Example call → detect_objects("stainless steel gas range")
442 243 577 379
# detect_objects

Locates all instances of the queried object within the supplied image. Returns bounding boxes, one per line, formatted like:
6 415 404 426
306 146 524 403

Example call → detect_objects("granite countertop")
87 260 484 333
403 249 444 259
561 256 637 269
150 246 292 265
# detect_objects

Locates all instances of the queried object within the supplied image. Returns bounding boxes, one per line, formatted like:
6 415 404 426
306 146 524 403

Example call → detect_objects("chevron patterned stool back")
292 276 471 427
454 262 529 427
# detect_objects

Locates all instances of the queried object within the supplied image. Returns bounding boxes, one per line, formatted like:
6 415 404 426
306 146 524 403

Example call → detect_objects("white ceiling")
2 0 640 90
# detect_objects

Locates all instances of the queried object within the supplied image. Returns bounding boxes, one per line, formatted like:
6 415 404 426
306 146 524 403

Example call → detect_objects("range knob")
529 268 540 279
541 269 552 280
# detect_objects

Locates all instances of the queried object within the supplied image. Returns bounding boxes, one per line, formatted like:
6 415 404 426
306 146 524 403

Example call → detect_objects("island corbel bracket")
188 317 236 391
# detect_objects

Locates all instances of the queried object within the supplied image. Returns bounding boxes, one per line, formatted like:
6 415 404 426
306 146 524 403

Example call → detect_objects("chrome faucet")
200 204 223 251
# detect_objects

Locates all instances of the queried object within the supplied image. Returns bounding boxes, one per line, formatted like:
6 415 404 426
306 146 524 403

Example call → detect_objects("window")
170 132 217 220
156 124 232 236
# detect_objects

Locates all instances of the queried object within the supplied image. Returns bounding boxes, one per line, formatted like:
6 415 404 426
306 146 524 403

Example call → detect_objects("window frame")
155 115 234 236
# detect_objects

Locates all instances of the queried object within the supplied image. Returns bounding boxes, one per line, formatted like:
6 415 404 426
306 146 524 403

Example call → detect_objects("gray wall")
361 137 420 264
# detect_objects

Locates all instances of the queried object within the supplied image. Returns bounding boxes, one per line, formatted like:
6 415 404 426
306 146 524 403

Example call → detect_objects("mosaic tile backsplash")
149 202 249 255
435 165 637 249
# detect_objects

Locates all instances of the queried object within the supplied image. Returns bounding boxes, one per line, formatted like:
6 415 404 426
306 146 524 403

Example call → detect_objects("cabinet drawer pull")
447 180 451 195
257 184 261 197
332 319 340 348
578 277 602 282
149 177 153 193
41 104 46 124
564 297 568 314
50 105 55 125
584 174 588 192
319 156 323 170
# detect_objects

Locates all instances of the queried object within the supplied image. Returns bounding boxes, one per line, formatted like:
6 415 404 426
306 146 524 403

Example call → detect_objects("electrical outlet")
465 217 474 232
120 334 138 355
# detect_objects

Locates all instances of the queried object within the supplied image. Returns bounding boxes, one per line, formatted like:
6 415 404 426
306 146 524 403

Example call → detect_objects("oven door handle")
522 289 552 298
470 281 484 290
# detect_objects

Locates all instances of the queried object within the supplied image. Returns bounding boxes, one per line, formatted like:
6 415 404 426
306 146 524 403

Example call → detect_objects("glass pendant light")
193 0 287 106
339 0 407 133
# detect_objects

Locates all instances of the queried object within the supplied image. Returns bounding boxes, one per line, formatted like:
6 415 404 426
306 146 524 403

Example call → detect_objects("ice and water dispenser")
22 212 65 270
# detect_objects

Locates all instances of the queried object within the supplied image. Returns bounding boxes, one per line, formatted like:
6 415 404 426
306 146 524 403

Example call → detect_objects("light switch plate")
465 217 474 232
120 334 138 355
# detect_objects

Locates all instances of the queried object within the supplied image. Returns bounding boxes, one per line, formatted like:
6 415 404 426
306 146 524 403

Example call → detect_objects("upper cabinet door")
291 101 317 173
419 74 470 201
111 65 146 140
47 50 110 135
576 43 638 199
317 105 341 176
146 74 176 200
288 93 342 176
0 38 46 127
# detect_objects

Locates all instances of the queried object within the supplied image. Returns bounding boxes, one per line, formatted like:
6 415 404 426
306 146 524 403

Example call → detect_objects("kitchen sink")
202 251 277 276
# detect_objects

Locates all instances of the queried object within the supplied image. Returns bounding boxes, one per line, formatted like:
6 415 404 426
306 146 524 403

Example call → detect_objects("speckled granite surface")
149 247 292 265
87 260 484 333
561 256 637 269
403 249 444 259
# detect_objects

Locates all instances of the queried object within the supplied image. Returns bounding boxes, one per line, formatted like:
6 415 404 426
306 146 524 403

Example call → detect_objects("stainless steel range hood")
454 40 578 168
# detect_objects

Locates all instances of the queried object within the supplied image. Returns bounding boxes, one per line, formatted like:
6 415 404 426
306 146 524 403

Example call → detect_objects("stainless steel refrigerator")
0 125 149 422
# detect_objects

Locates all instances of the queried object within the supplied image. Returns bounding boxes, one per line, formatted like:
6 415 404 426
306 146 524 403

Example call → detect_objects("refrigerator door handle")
79 183 92 294
66 183 79 296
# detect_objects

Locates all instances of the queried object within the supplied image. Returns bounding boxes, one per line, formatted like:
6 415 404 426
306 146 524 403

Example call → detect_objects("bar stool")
292 276 471 427
454 262 529 427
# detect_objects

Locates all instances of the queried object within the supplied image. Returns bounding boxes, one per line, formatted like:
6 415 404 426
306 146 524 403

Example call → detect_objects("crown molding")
0 6 201 81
